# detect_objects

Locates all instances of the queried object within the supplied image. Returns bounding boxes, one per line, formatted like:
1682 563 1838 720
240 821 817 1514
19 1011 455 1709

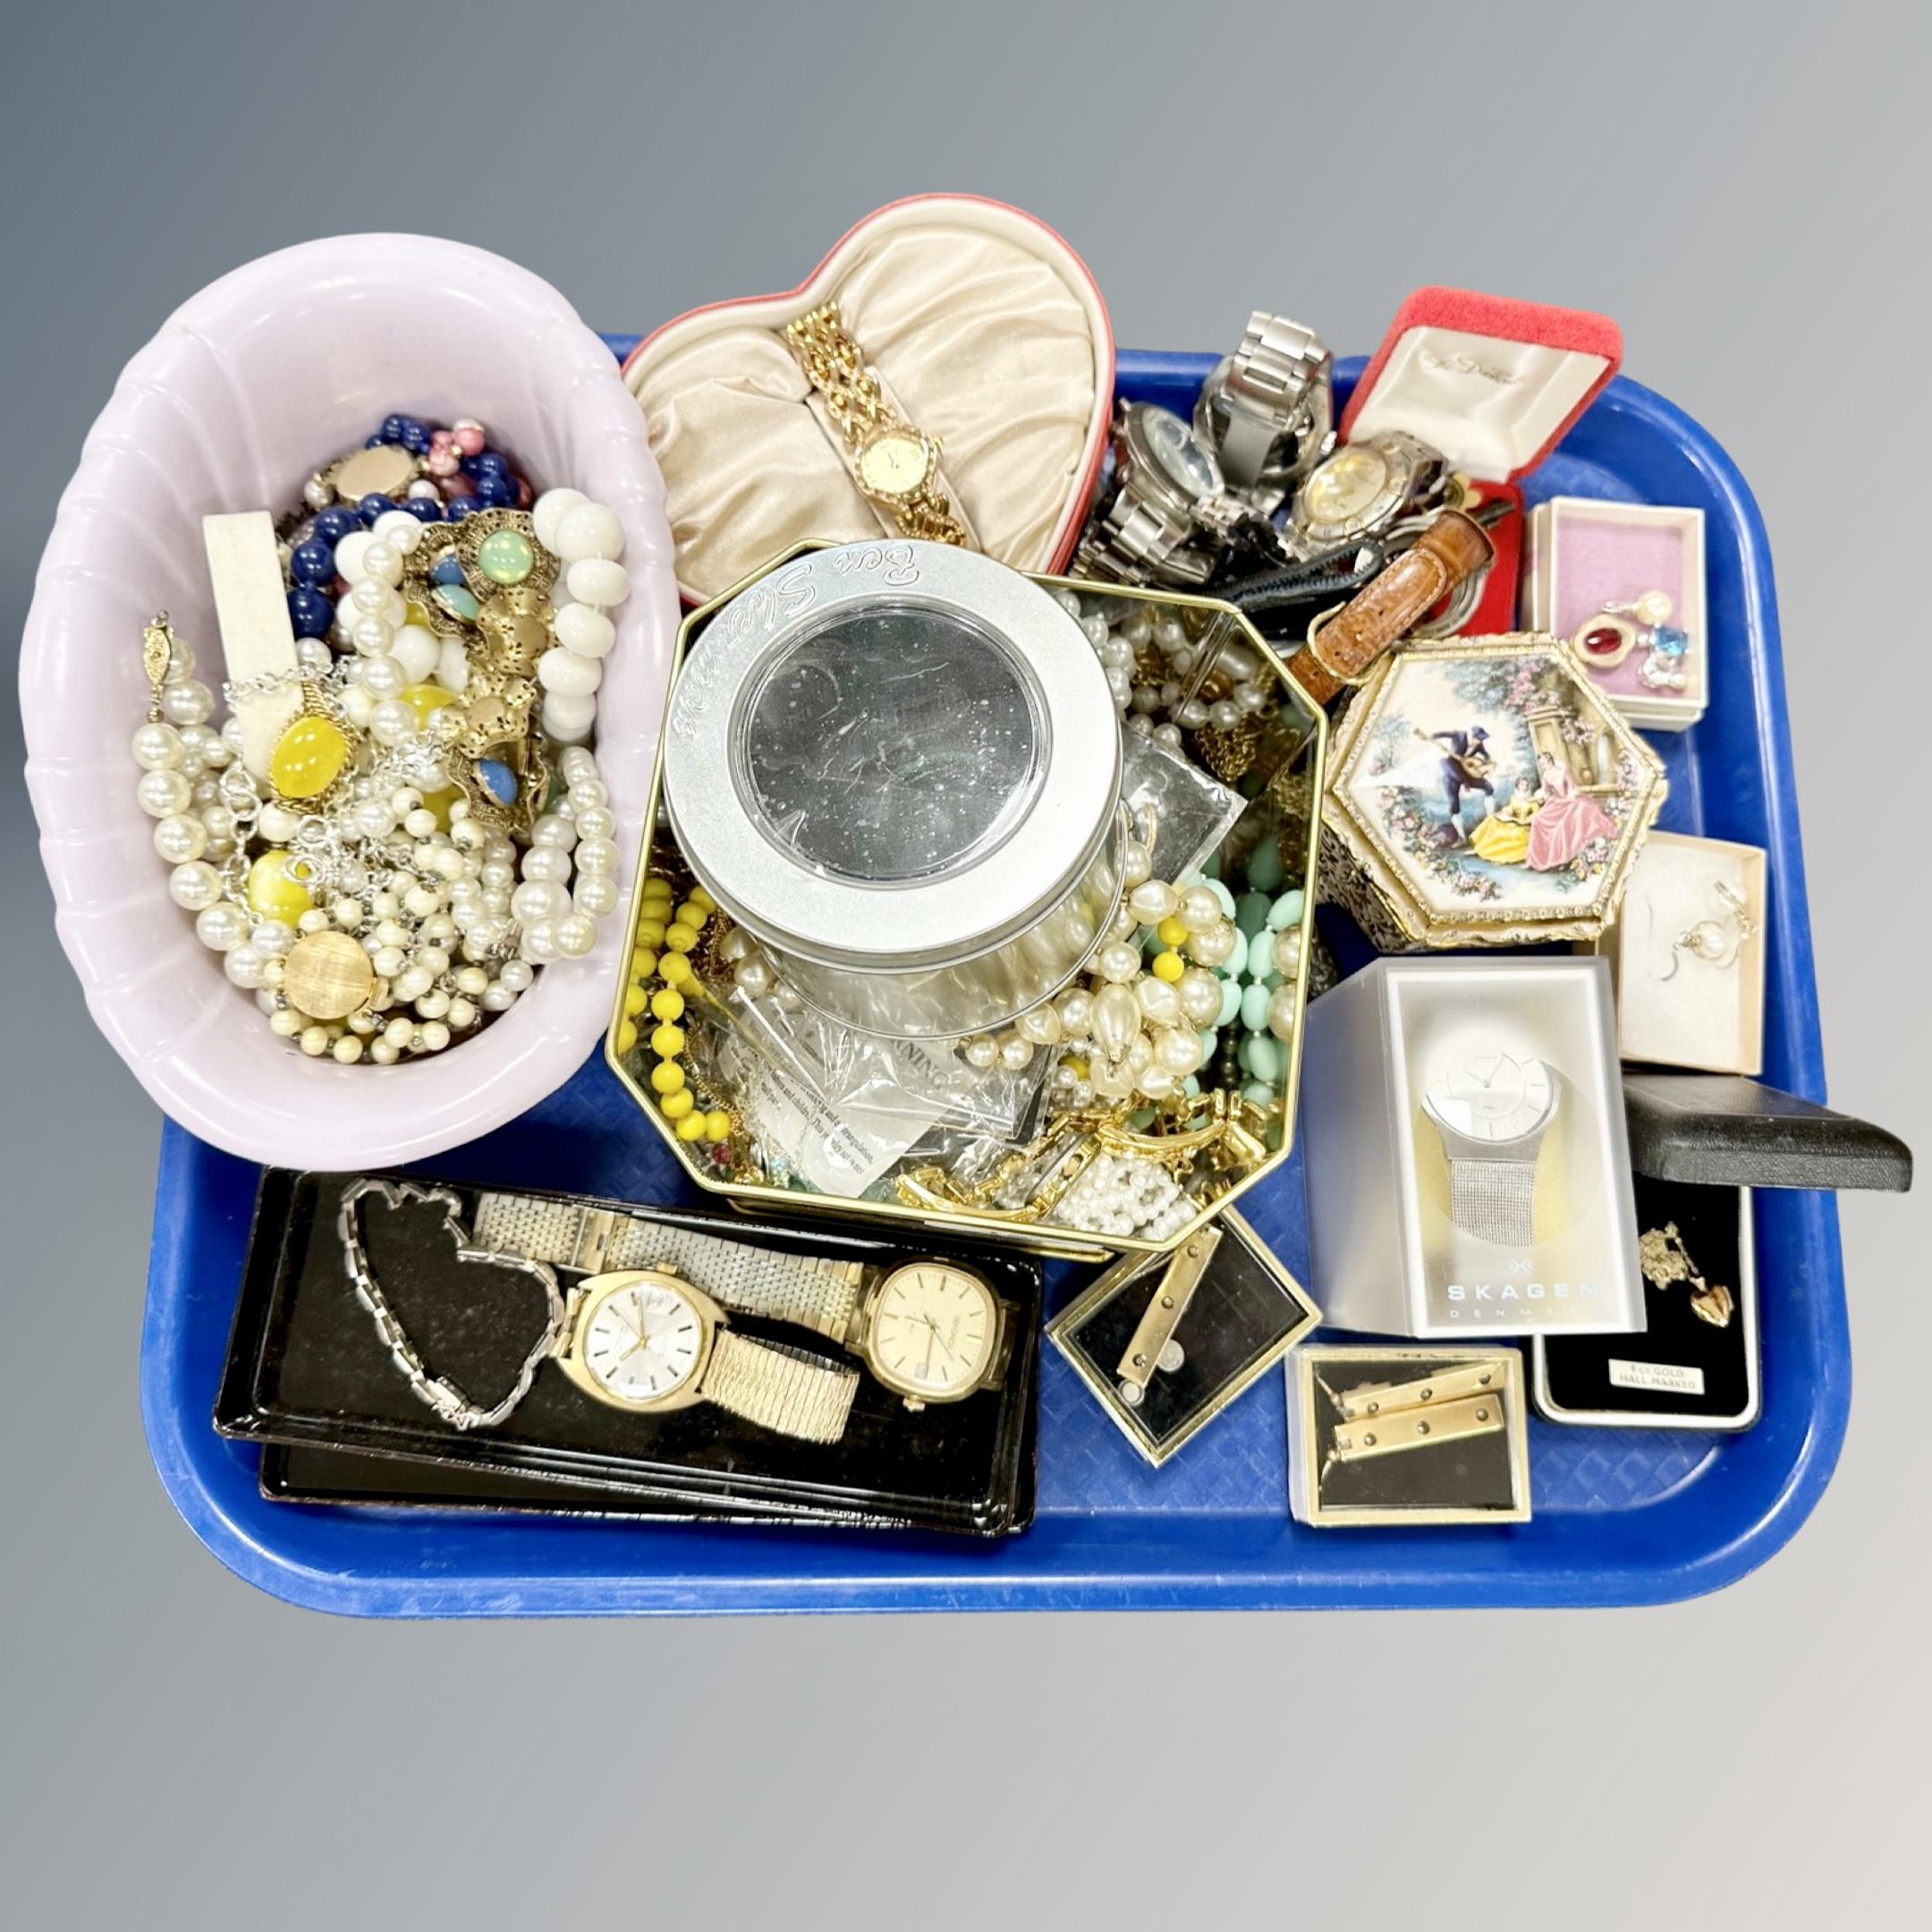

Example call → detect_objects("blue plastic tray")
139 348 1847 1614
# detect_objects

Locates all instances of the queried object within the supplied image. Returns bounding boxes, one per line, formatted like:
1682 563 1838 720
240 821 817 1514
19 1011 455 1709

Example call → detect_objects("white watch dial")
581 1278 704 1404
1140 406 1221 499
1301 444 1390 524
870 1264 996 1398
1427 1053 1555 1142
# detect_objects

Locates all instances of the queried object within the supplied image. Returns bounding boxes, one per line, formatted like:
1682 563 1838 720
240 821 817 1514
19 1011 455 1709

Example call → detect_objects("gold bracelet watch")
782 301 970 547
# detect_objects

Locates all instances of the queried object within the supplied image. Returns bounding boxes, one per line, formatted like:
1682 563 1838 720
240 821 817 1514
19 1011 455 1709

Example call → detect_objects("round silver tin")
663 541 1124 1038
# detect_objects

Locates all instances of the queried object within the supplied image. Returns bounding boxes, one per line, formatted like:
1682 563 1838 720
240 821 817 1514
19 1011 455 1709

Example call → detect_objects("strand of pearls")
509 746 620 965
1055 589 1274 744
331 506 448 728
1051 1151 1191 1242
531 488 629 747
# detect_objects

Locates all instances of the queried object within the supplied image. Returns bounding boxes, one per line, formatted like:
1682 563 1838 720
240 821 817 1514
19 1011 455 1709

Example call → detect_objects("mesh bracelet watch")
782 301 970 547
339 1178 860 1443
1419 1053 1561 1248
472 1192 1014 1413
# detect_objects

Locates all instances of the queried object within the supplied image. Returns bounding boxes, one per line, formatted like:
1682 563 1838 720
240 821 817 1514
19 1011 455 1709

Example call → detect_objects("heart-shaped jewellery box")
623 194 1115 604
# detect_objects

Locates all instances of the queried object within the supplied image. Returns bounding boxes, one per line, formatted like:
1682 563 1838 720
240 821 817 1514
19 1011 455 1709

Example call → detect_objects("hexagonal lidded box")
1320 633 1666 951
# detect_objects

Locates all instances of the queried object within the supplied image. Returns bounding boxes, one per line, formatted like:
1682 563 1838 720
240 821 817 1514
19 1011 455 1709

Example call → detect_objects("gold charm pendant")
1639 1221 1734 1327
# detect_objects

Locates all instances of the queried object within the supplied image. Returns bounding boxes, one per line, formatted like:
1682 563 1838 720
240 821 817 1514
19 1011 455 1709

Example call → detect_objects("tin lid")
664 542 1121 974
1339 287 1622 483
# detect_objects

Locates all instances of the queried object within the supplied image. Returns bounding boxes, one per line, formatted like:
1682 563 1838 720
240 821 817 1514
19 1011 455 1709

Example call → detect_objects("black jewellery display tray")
215 1169 1040 1538
1536 1174 1759 1430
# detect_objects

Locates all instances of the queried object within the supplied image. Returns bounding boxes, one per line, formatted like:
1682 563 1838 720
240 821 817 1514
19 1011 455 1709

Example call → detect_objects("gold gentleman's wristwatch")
340 1179 860 1443
470 1191 1013 1412
782 301 970 547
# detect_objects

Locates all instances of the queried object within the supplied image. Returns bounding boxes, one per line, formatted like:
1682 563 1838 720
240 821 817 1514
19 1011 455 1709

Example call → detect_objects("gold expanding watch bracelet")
782 301 970 546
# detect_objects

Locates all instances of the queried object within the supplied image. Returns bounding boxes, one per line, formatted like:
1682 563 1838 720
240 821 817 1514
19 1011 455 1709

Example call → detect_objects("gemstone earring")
1603 590 1693 691
1572 609 1638 667
1572 590 1691 689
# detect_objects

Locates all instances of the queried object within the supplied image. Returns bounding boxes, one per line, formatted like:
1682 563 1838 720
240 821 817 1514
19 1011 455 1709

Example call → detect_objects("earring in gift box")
1571 589 1691 689
1316 1361 1506 1481
1639 1221 1734 1327
1659 879 1758 980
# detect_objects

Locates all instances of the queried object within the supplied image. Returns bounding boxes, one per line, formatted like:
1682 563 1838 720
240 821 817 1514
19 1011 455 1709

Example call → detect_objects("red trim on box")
1466 485 1523 634
622 193 1115 595
1339 285 1623 479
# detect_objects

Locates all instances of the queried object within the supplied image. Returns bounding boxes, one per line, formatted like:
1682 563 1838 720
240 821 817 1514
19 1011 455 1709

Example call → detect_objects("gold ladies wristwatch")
470 1191 1012 1412
782 301 970 546
340 1179 860 1443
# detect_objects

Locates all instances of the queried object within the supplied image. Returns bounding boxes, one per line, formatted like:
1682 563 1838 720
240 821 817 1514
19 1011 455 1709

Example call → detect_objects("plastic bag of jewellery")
720 985 1047 1140
894 1090 1063 1200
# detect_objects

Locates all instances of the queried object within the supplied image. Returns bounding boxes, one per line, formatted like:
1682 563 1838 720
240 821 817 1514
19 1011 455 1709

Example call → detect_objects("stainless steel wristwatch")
1420 1052 1560 1248
1289 429 1452 555
1192 311 1334 513
1075 402 1279 587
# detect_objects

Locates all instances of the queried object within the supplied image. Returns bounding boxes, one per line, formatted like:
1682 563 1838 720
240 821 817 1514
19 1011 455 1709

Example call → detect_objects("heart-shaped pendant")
338 1177 568 1431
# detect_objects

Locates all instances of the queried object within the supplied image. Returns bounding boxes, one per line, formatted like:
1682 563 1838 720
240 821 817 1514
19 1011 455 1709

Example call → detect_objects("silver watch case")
1193 311 1335 513
1078 402 1245 587
1289 430 1449 552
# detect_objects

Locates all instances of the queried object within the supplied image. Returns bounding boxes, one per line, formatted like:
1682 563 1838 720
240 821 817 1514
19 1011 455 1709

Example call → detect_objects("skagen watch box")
1300 956 1645 1338
215 1169 1041 1538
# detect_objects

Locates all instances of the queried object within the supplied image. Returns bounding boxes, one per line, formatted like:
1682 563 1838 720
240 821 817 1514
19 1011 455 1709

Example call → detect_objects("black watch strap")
1216 538 1387 631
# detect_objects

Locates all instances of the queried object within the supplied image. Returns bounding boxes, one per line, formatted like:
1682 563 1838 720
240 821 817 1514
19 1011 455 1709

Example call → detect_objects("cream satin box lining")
623 194 1114 603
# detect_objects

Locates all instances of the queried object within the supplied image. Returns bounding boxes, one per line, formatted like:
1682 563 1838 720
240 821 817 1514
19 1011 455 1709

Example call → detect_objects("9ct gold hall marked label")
1607 1359 1706 1397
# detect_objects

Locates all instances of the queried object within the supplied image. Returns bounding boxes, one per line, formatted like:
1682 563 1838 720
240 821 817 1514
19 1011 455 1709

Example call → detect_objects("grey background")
4 4 1927 1926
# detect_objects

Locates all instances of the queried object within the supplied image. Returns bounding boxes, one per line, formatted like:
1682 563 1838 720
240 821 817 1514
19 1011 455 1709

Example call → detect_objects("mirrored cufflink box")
1288 1345 1531 1528
1300 956 1644 1338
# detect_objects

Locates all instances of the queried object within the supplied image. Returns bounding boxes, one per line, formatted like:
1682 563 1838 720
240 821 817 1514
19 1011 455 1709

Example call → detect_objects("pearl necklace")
1059 589 1275 747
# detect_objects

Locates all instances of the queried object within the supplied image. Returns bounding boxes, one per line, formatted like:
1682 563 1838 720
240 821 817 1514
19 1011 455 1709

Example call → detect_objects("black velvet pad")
1536 1174 1757 1428
216 1169 1038 1538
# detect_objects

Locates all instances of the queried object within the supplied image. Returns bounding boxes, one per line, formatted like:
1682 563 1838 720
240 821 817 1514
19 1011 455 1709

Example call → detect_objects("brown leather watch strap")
1286 510 1496 704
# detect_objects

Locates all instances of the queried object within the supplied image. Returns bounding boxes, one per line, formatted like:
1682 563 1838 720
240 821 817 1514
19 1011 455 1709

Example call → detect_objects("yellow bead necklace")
619 873 732 1146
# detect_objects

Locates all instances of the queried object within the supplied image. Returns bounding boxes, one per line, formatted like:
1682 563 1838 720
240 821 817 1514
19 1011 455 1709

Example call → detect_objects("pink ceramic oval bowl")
21 233 675 1169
